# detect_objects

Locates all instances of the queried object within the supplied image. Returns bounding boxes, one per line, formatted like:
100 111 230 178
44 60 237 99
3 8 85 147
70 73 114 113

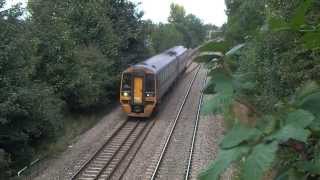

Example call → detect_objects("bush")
0 149 11 178
0 84 63 170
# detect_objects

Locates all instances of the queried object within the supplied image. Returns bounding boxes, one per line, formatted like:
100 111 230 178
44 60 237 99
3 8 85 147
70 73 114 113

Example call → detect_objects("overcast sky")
132 0 227 26
5 0 227 26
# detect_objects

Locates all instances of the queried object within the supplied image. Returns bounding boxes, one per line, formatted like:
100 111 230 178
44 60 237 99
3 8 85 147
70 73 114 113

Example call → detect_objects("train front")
120 67 157 118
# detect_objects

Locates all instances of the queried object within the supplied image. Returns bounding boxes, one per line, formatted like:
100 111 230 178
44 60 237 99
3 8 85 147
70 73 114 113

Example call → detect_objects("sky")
4 0 27 8
4 0 227 26
132 0 227 26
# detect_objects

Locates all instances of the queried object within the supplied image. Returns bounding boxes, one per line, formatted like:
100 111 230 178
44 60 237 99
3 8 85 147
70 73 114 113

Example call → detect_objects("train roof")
132 46 188 73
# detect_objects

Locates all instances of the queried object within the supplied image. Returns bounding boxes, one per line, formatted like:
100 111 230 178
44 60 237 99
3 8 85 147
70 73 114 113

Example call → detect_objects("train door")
133 76 143 104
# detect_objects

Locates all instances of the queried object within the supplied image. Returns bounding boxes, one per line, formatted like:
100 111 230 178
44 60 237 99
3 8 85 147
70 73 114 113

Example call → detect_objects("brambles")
200 0 320 179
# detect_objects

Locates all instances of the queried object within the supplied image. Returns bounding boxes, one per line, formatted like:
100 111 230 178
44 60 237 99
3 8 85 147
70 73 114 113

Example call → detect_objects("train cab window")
122 73 131 91
145 74 155 92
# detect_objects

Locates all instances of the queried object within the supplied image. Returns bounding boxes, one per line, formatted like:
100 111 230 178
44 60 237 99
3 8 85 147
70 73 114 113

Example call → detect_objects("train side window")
162 71 164 81
122 73 131 91
145 74 155 92
165 68 167 80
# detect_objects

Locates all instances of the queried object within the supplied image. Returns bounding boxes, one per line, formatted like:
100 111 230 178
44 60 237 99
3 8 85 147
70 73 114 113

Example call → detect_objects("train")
120 46 192 117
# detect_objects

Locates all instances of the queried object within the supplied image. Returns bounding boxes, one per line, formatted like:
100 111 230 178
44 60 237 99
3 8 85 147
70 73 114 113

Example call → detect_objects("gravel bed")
25 106 127 180
121 63 200 180
190 109 235 179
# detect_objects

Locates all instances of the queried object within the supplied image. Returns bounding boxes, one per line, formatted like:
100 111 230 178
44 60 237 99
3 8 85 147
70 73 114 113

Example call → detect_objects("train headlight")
123 92 129 97
145 92 154 97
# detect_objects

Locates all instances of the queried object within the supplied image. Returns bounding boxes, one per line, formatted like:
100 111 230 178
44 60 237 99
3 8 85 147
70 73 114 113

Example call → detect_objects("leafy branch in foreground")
199 1 320 179
199 38 320 180
200 60 320 179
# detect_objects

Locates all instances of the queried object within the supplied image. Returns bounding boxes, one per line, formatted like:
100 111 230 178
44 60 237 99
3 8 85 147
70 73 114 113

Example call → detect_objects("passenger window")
122 73 131 91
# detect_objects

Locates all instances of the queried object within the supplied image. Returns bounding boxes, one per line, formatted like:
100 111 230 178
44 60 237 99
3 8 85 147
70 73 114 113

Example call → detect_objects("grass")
47 112 105 155
19 108 110 178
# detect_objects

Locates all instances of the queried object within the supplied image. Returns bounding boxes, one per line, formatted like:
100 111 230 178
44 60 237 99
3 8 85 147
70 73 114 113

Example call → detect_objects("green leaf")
285 109 314 128
220 123 262 149
302 31 320 49
210 70 234 94
290 0 314 29
296 153 320 175
199 52 224 59
309 118 320 133
225 43 246 56
202 93 234 114
199 146 249 180
256 115 277 135
269 125 311 142
296 81 320 101
199 41 231 53
202 69 235 115
296 160 320 175
267 110 314 142
276 168 307 180
243 142 278 180
268 17 289 31
298 92 320 118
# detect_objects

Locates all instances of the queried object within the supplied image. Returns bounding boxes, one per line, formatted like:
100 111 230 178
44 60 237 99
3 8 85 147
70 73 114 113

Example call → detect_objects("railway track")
185 72 207 180
148 65 206 180
71 119 154 180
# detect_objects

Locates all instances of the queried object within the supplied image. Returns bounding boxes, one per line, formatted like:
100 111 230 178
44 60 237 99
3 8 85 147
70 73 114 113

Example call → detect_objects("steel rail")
149 65 201 180
118 120 156 179
184 71 207 180
96 121 149 179
70 120 134 180
76 122 139 180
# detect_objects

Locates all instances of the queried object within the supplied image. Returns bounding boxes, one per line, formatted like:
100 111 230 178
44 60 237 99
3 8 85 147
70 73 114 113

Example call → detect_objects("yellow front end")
120 96 156 118
120 76 156 118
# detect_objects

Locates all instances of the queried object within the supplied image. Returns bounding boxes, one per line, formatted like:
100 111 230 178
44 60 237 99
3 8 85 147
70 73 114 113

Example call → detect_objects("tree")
168 3 186 24
28 0 150 110
167 3 207 48
150 23 184 53
0 1 63 176
0 0 152 176
224 0 266 44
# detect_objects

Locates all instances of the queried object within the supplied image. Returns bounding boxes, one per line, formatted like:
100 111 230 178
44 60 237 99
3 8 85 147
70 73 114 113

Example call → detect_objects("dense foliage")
200 0 320 179
0 0 208 178
168 4 207 48
148 3 208 53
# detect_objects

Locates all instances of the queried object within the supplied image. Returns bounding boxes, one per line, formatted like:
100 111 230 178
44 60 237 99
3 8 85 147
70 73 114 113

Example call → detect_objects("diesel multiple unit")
120 46 190 117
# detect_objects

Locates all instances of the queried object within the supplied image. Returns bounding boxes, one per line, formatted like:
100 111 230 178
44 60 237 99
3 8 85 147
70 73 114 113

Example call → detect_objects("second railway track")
148 65 206 180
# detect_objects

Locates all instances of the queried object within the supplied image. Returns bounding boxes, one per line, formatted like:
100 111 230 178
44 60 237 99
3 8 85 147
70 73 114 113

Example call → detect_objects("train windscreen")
145 74 155 92
122 73 131 91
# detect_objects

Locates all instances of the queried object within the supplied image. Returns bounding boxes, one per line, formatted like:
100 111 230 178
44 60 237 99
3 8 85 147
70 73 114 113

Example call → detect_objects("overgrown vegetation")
200 0 320 179
0 0 208 178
